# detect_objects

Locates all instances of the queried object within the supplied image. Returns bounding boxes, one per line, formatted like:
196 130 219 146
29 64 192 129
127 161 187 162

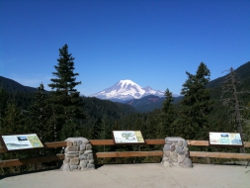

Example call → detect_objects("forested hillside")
0 76 40 93
207 61 250 89
207 61 250 105
1 61 249 141
125 95 183 112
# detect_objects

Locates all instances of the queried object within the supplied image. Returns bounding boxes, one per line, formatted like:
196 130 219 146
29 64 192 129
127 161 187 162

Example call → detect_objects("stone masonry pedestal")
60 137 95 171
161 137 193 168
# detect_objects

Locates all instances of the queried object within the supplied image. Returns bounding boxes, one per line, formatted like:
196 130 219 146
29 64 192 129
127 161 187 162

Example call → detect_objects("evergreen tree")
173 62 213 139
48 44 85 140
0 86 8 131
1 102 26 134
90 118 102 139
243 102 250 143
29 84 53 141
157 88 176 138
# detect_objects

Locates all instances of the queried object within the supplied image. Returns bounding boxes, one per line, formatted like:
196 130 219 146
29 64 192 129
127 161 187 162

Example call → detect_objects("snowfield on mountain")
90 79 177 102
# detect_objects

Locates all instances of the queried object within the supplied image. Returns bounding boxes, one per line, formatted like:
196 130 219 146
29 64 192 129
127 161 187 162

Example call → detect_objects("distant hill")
207 61 250 89
125 95 183 113
125 61 250 112
82 97 136 119
0 76 39 93
207 61 250 101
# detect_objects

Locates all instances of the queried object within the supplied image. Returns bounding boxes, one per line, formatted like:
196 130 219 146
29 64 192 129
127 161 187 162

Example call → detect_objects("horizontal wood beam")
188 141 250 147
89 139 250 147
89 139 115 146
90 139 211 146
96 151 250 160
190 151 250 159
187 140 209 146
145 139 165 145
89 139 166 146
96 151 163 158
43 141 67 148
0 154 64 168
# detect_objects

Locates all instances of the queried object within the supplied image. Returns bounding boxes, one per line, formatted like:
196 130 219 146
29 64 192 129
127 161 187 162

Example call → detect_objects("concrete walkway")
1 163 249 188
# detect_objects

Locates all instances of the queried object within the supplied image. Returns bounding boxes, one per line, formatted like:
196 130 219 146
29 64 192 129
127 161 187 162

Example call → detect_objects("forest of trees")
0 44 249 174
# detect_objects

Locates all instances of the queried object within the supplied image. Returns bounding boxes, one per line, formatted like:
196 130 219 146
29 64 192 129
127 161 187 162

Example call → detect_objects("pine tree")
48 44 85 140
1 102 26 134
0 85 8 131
90 118 102 139
157 88 176 138
173 62 213 139
29 84 53 142
243 102 250 142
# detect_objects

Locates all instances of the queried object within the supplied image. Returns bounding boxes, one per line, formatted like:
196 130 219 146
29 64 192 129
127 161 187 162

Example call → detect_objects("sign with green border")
112 130 145 144
0 133 44 151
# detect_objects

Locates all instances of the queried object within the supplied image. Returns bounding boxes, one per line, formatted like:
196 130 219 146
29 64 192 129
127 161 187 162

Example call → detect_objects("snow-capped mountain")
90 79 166 102
142 86 165 97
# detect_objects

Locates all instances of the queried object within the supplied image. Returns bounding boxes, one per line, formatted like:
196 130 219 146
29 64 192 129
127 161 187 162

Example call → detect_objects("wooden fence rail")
1 139 250 168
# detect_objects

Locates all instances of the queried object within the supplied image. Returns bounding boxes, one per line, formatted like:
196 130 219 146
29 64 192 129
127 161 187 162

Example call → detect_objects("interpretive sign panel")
0 133 44 151
209 132 243 146
113 130 145 144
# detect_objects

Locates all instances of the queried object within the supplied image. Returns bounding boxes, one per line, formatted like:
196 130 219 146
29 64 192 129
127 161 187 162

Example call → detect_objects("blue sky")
1 0 249 96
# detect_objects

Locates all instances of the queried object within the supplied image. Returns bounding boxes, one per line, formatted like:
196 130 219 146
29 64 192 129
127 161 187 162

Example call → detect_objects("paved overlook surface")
1 163 250 188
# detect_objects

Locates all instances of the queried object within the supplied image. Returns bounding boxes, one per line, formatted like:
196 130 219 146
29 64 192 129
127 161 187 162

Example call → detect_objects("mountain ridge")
125 95 183 113
0 76 40 93
90 79 174 102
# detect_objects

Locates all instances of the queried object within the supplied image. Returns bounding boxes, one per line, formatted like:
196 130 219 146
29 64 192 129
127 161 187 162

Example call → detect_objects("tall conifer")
48 44 85 140
29 84 53 141
1 103 26 134
173 62 213 139
0 86 8 130
157 88 176 138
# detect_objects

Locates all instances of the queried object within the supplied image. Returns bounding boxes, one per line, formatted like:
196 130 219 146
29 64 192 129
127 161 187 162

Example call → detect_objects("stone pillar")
161 137 193 167
60 137 95 171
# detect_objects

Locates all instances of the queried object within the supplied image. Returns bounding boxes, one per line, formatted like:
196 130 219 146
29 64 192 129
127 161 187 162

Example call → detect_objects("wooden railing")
1 139 250 168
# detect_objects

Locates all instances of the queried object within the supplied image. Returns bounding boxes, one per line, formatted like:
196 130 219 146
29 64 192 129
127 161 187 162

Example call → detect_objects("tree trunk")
230 68 245 153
